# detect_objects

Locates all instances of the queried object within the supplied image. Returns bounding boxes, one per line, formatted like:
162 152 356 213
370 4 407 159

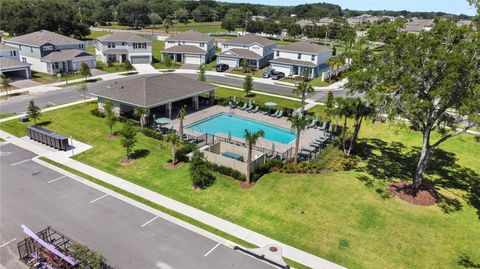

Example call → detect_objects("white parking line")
48 175 66 183
203 242 221 257
89 194 108 204
140 216 159 228
0 238 16 248
11 159 31 166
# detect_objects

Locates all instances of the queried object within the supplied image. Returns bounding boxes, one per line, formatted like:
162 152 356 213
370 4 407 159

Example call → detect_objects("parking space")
0 144 273 269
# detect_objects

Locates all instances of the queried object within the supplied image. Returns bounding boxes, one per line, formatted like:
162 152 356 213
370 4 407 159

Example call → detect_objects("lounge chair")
270 110 279 117
249 106 259 113
245 104 253 111
228 101 234 108
239 103 247 110
308 119 317 128
319 121 327 131
276 110 283 118
328 123 334 133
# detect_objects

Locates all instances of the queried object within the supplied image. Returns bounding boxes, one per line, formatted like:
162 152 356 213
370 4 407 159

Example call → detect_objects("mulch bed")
388 181 439 206
120 158 134 166
165 162 184 169
240 181 255 189
106 134 116 141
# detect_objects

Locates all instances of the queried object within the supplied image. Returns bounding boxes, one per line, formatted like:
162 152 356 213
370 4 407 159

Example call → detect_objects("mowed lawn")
1 102 479 269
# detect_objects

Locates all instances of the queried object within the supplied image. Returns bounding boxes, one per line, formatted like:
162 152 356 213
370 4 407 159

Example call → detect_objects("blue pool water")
187 113 296 144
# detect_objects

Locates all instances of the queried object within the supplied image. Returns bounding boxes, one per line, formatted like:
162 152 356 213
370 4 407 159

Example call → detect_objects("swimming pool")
187 113 296 144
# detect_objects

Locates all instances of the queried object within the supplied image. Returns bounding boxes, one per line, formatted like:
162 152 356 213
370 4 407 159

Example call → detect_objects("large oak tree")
347 19 480 194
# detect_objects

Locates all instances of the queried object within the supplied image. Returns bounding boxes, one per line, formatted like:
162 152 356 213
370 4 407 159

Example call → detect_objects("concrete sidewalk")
0 127 345 269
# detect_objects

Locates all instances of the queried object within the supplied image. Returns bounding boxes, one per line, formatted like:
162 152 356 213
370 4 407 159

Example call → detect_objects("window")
53 62 59 69
133 43 146 49
10 51 16 57
107 42 115 48
22 57 26 63
79 44 84 49
30 47 33 53
297 53 301 59
42 45 53 51
223 44 228 48
276 51 279 57
311 55 315 61
200 43 204 47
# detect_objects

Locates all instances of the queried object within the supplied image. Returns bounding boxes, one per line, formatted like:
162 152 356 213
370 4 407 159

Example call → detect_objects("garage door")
270 64 291 76
131 56 150 64
217 57 238 68
184 55 201 65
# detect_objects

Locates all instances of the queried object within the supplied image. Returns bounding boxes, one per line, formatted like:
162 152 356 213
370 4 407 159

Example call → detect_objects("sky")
221 0 477 16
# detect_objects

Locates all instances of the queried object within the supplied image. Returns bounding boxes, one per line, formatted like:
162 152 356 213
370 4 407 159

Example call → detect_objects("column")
167 102 172 119
192 96 199 111
209 90 215 105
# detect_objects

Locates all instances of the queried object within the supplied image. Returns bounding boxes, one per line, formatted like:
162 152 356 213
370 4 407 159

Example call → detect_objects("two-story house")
217 34 276 69
0 43 32 79
4 30 95 74
270 41 332 79
162 30 215 65
96 32 152 64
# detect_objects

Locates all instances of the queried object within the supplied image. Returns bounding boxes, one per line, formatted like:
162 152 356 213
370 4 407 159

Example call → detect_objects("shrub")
90 108 105 118
190 151 215 188
175 142 197 162
206 162 245 181
143 128 163 140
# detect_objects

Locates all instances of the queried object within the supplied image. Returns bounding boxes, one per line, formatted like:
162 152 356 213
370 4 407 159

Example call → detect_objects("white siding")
270 63 292 76
217 57 238 67
184 55 201 64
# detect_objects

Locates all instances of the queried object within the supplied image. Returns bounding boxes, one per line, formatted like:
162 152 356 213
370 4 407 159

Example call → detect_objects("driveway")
181 63 200 70
0 143 273 269
132 63 159 74
10 78 42 89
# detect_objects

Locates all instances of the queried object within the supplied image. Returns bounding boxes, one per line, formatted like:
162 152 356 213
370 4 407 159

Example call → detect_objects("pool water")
187 113 296 144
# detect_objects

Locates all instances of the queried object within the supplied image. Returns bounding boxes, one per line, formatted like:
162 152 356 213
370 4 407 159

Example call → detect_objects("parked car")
270 71 285 80
216 63 229 72
262 69 275 78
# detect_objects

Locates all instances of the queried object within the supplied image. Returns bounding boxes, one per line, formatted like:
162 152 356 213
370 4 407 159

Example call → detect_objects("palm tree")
288 115 310 165
163 17 173 33
133 107 150 132
1 75 12 95
177 105 187 141
244 129 265 185
292 81 314 115
327 56 343 81
166 132 181 165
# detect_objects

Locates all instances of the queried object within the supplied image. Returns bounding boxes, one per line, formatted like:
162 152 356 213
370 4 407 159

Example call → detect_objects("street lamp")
70 136 74 156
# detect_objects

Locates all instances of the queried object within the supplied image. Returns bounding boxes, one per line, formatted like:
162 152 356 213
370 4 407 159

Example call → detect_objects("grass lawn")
0 113 16 119
31 71 86 84
1 103 479 269
213 87 301 109
84 31 109 40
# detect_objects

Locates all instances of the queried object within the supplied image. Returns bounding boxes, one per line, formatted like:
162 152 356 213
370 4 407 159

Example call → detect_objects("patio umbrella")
271 142 275 153
228 131 232 141
155 117 172 125
233 96 236 103
264 102 277 107
249 98 252 106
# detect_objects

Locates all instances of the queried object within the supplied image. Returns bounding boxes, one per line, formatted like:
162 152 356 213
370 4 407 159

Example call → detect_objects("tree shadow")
458 255 480 268
37 121 52 127
355 138 480 218
130 149 150 160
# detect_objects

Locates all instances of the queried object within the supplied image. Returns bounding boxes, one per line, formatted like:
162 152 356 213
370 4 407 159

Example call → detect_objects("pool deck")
166 106 325 153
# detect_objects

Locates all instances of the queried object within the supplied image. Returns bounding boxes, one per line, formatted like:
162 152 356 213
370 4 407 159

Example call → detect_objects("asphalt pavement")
0 143 273 269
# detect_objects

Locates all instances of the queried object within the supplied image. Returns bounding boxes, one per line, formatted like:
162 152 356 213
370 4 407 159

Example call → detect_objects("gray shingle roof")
41 50 93 62
221 34 274 47
0 43 17 51
97 32 150 42
6 30 81 47
270 58 317 67
163 45 206 54
165 30 214 42
92 73 216 108
276 41 332 54
219 48 262 60
0 57 31 70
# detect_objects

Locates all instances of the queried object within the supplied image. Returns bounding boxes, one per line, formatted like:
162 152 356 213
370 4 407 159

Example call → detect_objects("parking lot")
0 143 273 269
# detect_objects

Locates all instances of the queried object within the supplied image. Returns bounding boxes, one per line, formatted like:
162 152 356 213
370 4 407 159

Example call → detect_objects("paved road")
0 143 273 269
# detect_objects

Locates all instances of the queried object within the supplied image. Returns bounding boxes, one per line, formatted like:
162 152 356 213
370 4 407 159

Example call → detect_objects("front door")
121 54 127 62
293 66 299 75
